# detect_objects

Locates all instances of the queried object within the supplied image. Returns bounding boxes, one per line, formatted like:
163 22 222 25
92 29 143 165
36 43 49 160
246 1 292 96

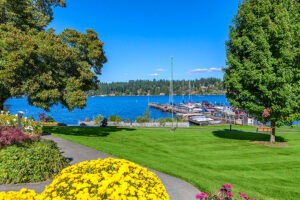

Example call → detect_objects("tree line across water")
88 78 224 96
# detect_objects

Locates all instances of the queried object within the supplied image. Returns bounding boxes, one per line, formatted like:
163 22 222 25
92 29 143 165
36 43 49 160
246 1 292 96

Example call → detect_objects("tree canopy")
224 0 300 142
0 0 107 111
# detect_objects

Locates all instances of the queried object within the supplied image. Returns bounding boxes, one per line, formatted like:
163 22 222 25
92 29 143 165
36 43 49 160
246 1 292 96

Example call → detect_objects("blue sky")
50 0 240 83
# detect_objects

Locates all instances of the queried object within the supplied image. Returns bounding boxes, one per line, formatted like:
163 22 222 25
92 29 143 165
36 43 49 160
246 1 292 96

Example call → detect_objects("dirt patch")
250 141 288 147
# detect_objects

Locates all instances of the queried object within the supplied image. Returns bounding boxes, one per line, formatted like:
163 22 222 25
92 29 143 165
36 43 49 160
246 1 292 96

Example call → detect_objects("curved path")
0 135 200 200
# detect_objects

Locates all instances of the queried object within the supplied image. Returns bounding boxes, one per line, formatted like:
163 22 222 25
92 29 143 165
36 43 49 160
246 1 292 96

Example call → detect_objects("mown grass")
43 125 300 199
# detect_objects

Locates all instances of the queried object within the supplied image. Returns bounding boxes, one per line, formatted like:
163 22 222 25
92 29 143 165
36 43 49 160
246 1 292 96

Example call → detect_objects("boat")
190 115 214 122
188 115 214 125
192 108 202 113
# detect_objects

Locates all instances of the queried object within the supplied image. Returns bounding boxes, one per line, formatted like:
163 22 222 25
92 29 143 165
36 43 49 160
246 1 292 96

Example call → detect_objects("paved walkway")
0 135 200 200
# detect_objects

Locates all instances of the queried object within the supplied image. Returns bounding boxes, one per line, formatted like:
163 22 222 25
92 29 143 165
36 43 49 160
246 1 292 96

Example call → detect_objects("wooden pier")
148 103 169 112
148 103 188 114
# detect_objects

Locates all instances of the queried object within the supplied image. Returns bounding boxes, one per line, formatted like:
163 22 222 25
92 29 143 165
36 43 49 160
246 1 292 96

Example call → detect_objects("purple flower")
222 183 232 191
196 192 209 199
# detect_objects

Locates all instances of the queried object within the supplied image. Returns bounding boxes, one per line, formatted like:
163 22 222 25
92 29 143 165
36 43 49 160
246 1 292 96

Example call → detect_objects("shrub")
0 140 69 184
38 113 47 122
0 127 40 148
0 114 42 135
109 114 122 122
158 118 166 126
40 158 169 200
136 116 145 123
165 117 173 122
38 113 55 123
135 109 150 123
0 114 16 126
143 108 150 122
45 115 55 122
93 114 103 126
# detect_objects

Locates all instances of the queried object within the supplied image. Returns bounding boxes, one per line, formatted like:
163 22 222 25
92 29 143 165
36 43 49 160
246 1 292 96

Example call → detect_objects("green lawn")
43 125 300 200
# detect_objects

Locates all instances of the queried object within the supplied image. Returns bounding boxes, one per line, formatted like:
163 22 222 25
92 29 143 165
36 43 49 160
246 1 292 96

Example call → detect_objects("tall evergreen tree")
224 0 300 142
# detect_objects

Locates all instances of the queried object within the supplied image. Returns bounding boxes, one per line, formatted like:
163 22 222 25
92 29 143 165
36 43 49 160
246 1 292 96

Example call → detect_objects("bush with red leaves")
0 127 40 148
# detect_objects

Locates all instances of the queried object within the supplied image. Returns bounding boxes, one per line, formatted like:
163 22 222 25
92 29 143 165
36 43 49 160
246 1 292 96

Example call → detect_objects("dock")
149 102 229 125
188 117 225 126
148 103 188 114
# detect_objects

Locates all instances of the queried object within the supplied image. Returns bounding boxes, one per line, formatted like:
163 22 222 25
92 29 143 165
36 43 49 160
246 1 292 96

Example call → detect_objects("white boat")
208 120 222 124
189 115 214 122
192 108 202 113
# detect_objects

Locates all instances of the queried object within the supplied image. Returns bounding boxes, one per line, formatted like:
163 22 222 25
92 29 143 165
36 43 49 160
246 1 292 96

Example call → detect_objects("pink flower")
226 191 234 198
222 183 232 191
196 192 209 199
239 192 249 199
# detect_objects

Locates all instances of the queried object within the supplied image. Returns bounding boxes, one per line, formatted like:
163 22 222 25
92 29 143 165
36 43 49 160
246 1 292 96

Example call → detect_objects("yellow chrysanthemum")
0 188 39 200
39 158 169 200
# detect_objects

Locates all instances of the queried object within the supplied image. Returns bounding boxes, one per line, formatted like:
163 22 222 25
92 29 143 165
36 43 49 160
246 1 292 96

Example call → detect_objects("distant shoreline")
89 93 226 97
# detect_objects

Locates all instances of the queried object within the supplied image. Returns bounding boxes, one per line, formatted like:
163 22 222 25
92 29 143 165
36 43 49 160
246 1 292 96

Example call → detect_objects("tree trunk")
270 121 276 143
0 97 9 111
0 98 5 111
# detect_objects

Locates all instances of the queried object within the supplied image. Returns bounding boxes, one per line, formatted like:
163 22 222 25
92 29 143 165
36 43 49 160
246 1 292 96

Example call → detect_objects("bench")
256 127 272 133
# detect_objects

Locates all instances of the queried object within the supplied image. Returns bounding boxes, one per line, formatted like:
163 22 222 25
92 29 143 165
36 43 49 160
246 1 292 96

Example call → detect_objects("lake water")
4 95 228 125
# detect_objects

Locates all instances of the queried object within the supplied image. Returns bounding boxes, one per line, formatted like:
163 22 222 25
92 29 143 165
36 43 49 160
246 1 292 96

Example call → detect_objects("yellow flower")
0 188 39 200
40 158 169 199
2 158 169 200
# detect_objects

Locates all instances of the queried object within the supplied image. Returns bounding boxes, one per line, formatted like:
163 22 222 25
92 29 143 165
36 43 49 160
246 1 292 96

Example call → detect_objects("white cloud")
149 73 160 77
156 68 165 72
189 67 222 74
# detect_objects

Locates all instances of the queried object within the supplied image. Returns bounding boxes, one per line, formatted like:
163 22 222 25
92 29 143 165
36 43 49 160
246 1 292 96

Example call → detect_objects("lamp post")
17 111 24 128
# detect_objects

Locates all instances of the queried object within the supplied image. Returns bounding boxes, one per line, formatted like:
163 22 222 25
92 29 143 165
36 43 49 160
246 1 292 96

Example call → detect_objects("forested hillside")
89 78 224 96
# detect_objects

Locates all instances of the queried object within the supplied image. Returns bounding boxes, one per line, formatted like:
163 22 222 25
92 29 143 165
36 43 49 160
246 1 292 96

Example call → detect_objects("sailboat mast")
189 80 191 101
170 57 174 125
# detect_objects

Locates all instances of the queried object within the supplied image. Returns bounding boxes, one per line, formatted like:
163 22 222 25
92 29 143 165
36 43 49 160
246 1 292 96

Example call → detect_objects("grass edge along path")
43 125 300 200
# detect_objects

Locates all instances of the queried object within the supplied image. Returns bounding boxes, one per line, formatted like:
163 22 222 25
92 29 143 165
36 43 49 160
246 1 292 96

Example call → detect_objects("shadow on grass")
42 126 136 137
213 129 286 142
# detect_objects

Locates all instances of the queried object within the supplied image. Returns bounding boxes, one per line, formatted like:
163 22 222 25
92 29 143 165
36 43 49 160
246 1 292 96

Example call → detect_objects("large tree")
224 0 300 142
0 0 106 111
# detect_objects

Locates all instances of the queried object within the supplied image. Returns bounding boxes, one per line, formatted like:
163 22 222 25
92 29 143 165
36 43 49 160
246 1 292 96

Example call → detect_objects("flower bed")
196 183 256 200
0 114 42 135
0 158 170 200
0 189 38 200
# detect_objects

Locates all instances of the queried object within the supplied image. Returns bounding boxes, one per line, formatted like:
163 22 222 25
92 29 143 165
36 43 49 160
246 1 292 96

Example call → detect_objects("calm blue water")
4 95 228 125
